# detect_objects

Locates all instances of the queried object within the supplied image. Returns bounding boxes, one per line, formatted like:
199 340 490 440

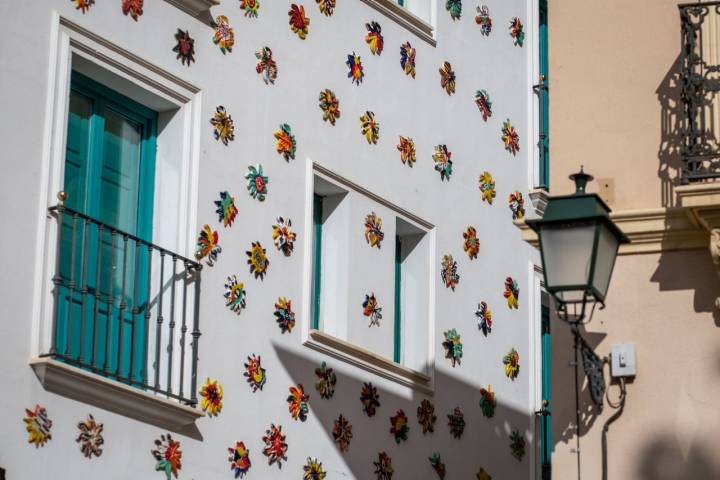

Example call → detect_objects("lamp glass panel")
591 223 620 299
540 223 597 291
554 290 586 303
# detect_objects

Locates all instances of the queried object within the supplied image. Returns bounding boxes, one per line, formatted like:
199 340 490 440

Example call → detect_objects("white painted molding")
359 0 436 47
164 0 220 17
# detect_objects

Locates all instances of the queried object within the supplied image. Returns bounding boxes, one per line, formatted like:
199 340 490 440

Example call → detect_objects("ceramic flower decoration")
262 424 288 468
397 136 416 166
272 217 297 257
274 297 296 334
504 348 520 380
122 0 143 20
509 430 526 461
288 4 310 39
509 17 525 47
212 15 235 54
374 452 394 480
360 382 380 417
479 385 496 418
315 361 337 399
76 414 103 458
433 144 453 181
365 21 384 55
23 404 52 447
224 275 247 314
475 89 492 122
439 62 456 95
287 384 310 421
240 0 259 18
333 414 353 452
417 399 437 434
211 106 235 145
364 212 384 248
196 224 221 266
199 378 223 416
319 89 340 125
508 191 525 220
215 191 238 227
346 52 365 85
389 410 410 443
504 276 519 309
447 407 465 439
173 29 195 67
303 458 327 480
228 441 251 478
446 0 461 20
245 164 268 201
441 254 459 290
246 241 269 280
360 111 380 144
316 0 335 16
475 5 492 35
400 42 416 78
244 354 267 392
152 434 182 480
502 119 520 155
463 226 480 260
429 453 447 479
362 293 383 328
442 329 463 367
255 47 278 84
274 124 297 161
72 0 95 14
478 171 496 204
477 467 492 480
475 301 492 336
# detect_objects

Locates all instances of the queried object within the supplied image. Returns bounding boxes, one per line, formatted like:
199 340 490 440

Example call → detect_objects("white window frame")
360 0 437 47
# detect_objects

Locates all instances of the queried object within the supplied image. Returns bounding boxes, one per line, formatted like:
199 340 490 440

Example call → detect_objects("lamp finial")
569 167 593 194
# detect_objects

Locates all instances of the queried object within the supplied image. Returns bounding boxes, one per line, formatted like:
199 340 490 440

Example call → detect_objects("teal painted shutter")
311 194 323 330
541 299 552 479
393 236 401 363
539 0 550 188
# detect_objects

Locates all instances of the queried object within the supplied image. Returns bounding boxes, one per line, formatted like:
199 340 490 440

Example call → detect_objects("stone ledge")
358 0 436 47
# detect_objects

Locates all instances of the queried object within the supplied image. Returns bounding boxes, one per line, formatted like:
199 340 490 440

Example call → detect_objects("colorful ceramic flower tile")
360 382 380 417
504 348 520 380
362 293 383 327
374 452 394 480
400 42 416 78
447 407 465 439
212 15 235 54
76 414 103 458
72 0 95 14
243 354 267 392
316 0 335 16
475 5 492 35
200 378 223 417
23 405 52 448
508 191 525 220
417 399 437 434
439 62 456 95
196 224 221 266
228 441 251 478
509 430 526 461
397 136 416 166
304 457 327 480
442 329 463 367
274 297 296 334
210 106 235 145
215 191 238 227
389 410 409 443
504 276 519 309
173 29 195 67
122 0 143 20
429 453 447 479
477 467 492 480
509 17 525 47
333 414 353 452
224 275 247 314
245 164 268 201
502 119 520 155
364 212 384 248
319 89 340 125
152 434 182 480
463 226 479 260
446 0 461 20
365 21 384 55
288 4 310 39
360 111 379 144
272 217 297 257
287 384 310 421
433 144 453 181
478 171 496 204
315 361 337 399
262 424 287 468
479 385 496 418
346 52 364 85
246 241 269 280
475 301 492 336
475 90 492 122
274 124 297 161
255 47 278 84
440 254 459 290
240 0 259 18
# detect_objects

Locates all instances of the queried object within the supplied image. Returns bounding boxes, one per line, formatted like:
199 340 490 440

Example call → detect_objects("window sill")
359 0 436 47
164 0 219 18
30 358 204 435
304 330 433 394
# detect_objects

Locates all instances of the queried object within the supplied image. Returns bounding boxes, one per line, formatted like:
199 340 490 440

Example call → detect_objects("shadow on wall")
656 54 684 209
636 436 720 480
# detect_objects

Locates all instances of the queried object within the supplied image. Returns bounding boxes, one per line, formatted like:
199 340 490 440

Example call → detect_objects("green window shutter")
311 194 323 330
541 300 552 479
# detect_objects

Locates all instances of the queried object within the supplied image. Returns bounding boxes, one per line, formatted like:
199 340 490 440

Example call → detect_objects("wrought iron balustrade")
44 203 202 406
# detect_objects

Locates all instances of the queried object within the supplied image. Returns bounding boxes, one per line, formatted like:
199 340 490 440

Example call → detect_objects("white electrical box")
611 342 636 377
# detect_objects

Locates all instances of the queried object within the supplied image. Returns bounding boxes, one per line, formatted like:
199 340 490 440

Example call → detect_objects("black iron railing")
44 202 202 406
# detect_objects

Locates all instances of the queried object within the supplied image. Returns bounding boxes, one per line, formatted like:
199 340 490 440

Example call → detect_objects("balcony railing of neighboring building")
44 201 202 407
679 1 720 182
